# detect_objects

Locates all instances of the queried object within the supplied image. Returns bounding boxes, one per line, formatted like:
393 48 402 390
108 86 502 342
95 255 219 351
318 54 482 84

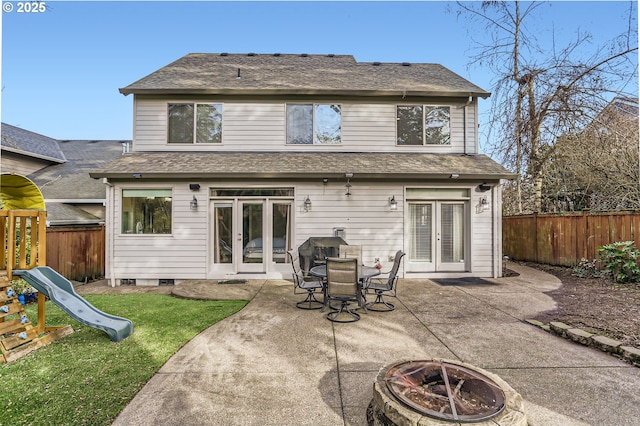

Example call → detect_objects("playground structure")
1 173 132 363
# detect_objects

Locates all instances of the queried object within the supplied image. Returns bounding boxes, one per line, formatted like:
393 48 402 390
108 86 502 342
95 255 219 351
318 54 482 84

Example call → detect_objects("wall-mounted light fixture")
304 195 312 212
481 196 490 212
478 183 491 192
449 173 459 179
345 172 353 196
389 196 398 210
322 178 328 185
190 196 198 211
132 173 142 179
189 183 201 191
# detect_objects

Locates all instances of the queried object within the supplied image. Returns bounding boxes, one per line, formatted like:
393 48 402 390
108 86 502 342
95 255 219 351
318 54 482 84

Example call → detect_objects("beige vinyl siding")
0 153 52 176
293 182 404 271
470 190 495 276
111 184 208 280
132 98 477 153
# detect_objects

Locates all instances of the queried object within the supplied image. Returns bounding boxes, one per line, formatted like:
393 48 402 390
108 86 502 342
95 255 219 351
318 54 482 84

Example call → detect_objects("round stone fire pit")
369 359 527 426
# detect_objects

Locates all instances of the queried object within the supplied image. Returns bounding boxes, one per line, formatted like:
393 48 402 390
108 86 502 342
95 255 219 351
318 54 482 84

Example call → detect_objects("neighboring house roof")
30 140 126 200
45 203 103 226
90 152 516 181
1 122 66 163
120 53 491 99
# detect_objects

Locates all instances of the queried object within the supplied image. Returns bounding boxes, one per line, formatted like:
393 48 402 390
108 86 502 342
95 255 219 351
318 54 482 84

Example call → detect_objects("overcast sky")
1 1 637 153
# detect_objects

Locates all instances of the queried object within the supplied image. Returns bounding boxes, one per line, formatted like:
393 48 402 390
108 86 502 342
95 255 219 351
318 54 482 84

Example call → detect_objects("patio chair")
364 250 405 312
288 250 324 310
325 257 367 322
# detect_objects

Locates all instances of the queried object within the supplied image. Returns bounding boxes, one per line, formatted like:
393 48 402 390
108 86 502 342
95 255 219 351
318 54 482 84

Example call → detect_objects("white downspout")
463 96 473 154
103 178 116 287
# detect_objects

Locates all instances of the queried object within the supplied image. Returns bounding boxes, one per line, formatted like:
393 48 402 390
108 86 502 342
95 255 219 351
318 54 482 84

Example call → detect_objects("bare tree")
457 0 638 213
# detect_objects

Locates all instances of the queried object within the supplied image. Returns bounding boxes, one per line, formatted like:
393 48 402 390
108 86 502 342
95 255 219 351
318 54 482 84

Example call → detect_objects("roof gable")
120 53 490 98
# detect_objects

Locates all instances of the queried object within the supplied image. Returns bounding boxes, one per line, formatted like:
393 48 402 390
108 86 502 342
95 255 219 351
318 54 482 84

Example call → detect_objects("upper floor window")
168 103 222 144
121 189 172 234
286 104 341 144
397 105 450 145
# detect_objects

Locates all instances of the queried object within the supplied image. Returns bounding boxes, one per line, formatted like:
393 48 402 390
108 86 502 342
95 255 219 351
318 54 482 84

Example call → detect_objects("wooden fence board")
503 212 640 266
46 225 105 282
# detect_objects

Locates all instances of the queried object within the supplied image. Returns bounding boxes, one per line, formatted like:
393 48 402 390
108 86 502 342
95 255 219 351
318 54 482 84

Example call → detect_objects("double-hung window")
286 104 341 144
397 105 450 145
121 189 172 234
168 103 222 144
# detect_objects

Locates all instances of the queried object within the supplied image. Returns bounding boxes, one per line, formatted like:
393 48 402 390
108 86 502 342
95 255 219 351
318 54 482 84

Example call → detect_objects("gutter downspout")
103 178 116 287
463 96 473 154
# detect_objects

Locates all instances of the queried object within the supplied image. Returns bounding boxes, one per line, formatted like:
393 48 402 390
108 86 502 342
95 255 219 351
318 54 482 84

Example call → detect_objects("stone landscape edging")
525 319 640 367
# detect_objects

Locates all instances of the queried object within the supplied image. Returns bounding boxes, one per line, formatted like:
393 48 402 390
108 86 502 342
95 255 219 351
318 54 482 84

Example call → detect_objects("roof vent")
247 52 256 56
220 52 229 56
401 62 411 66
300 53 308 57
327 54 335 57
373 62 381 66
273 53 281 56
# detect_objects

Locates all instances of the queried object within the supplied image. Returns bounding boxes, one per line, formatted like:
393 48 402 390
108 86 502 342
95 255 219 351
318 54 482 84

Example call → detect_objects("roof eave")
90 171 516 180
119 88 491 99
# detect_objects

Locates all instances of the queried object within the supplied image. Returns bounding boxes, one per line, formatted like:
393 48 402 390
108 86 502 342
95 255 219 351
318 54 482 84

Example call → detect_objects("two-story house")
90 53 515 286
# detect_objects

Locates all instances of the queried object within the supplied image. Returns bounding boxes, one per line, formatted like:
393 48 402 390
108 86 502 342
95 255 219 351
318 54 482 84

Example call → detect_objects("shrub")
9 278 38 295
598 241 640 284
572 258 601 278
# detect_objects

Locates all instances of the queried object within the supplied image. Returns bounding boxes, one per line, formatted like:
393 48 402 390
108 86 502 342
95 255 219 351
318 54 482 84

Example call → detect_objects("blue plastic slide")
13 267 134 342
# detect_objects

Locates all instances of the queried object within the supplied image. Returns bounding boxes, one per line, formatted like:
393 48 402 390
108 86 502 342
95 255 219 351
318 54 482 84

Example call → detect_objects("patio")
96 262 640 425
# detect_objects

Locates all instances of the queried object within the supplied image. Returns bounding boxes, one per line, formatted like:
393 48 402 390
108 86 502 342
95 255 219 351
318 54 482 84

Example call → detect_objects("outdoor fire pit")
369 359 527 426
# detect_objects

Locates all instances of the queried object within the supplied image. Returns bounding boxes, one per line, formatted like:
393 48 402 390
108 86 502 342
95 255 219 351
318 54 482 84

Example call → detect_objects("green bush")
598 241 640 284
572 258 601 278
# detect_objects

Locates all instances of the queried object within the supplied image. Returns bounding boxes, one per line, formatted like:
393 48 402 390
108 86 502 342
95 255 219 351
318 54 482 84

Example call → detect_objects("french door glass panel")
214 203 233 264
440 203 464 263
272 203 292 264
409 203 433 262
242 202 264 264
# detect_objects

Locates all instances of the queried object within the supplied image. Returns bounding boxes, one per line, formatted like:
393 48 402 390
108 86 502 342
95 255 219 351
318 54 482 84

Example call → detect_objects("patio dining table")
309 264 381 281
309 264 381 312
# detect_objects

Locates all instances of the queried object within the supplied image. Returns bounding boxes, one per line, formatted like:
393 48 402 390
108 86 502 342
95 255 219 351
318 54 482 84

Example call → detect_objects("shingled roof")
90 152 515 181
30 139 126 199
120 53 490 98
1 123 66 163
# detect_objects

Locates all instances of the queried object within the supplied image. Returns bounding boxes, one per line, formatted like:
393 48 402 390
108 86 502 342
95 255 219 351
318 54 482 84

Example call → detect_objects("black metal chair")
364 250 405 312
287 250 324 310
325 257 367 322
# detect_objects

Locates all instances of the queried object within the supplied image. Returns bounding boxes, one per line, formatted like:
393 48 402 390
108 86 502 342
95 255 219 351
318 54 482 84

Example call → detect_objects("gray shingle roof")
45 203 102 226
120 53 490 98
1 123 66 163
30 140 127 199
89 152 515 181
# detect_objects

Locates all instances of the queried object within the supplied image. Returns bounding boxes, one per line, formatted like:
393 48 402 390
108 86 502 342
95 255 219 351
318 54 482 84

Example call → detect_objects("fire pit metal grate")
383 359 506 423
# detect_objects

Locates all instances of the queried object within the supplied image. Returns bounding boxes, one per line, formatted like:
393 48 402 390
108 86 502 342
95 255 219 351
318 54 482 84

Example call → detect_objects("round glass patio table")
309 265 381 281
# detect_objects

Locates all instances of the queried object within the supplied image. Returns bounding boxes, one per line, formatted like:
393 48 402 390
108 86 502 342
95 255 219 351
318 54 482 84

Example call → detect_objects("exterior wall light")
389 196 398 210
304 195 312 212
449 173 459 179
190 196 198 211
481 196 490 212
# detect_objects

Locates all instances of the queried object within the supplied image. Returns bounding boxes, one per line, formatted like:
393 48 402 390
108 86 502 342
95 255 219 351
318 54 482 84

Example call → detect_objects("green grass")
0 294 247 426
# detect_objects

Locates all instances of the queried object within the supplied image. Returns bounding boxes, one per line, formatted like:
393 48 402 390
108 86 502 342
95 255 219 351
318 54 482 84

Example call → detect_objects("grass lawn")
0 294 247 426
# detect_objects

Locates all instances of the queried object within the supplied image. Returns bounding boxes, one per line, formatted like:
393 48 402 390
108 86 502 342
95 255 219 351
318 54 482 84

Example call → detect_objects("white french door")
407 201 467 272
211 198 292 275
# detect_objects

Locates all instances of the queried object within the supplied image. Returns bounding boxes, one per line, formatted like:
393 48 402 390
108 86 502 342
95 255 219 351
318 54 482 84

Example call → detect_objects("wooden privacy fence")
503 211 640 267
46 225 105 282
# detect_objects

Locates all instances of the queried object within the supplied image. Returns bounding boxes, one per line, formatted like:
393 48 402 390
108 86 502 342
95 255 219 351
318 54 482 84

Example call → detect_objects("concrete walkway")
79 262 640 426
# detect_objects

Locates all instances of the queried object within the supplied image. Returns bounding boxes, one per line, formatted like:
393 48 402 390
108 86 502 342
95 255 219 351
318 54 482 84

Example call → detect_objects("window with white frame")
121 189 172 234
286 104 341 144
168 103 222 143
397 105 450 145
